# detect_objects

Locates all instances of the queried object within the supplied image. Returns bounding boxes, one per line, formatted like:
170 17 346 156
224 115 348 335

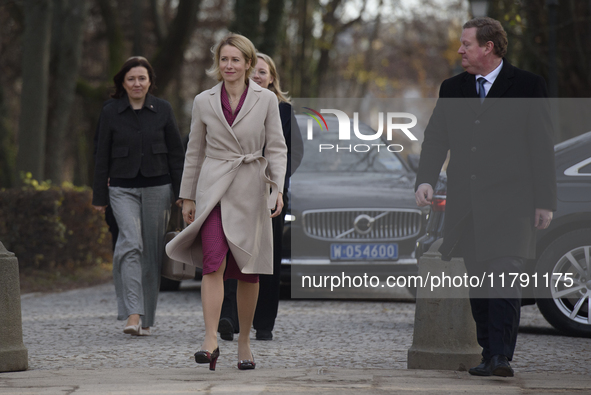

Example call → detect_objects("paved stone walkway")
18 282 591 374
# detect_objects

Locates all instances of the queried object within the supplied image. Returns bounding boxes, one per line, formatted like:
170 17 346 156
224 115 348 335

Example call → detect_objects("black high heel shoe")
237 353 255 370
194 347 220 371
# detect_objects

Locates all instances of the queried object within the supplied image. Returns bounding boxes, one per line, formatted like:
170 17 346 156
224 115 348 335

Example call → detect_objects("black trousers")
220 191 287 332
460 216 523 361
220 279 239 331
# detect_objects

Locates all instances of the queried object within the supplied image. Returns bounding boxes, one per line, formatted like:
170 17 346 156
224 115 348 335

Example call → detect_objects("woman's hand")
270 192 284 218
175 198 184 208
93 205 107 214
182 199 196 224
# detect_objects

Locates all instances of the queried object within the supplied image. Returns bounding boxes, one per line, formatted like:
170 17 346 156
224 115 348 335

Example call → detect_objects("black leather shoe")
218 318 234 341
255 330 273 340
468 358 492 376
491 354 514 377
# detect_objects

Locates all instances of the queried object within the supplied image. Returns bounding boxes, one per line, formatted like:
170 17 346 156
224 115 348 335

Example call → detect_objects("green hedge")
0 177 112 271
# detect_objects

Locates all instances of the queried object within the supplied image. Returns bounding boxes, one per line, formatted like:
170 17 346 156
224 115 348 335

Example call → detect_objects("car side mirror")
407 154 420 173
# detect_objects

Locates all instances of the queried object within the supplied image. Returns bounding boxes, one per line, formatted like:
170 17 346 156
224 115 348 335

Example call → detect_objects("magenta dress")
200 84 259 283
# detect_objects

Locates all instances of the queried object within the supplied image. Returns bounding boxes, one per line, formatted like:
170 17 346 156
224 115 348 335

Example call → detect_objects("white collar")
476 59 503 84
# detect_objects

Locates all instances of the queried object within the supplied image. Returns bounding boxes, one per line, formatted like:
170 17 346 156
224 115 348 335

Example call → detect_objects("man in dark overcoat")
415 17 557 377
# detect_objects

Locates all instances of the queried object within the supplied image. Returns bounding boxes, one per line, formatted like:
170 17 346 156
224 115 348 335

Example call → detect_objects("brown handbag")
162 231 195 281
161 205 195 281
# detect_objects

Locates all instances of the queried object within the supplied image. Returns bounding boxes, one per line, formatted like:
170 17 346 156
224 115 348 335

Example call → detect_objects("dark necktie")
477 77 487 103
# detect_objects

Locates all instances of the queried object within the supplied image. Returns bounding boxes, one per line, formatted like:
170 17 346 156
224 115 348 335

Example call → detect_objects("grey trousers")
109 184 173 327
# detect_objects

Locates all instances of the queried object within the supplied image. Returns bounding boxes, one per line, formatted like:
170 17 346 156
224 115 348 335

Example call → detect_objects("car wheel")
535 229 591 337
159 276 181 292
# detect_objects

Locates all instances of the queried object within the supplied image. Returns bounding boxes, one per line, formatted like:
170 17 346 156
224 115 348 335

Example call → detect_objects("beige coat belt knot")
205 147 280 210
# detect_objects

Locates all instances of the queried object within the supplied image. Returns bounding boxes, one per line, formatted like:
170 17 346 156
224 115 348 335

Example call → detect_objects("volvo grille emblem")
353 214 374 235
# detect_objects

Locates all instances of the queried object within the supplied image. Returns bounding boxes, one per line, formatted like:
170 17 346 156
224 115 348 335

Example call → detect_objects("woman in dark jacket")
251 53 303 340
92 56 184 336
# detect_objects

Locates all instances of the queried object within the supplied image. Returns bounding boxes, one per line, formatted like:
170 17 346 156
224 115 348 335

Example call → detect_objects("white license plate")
330 243 398 260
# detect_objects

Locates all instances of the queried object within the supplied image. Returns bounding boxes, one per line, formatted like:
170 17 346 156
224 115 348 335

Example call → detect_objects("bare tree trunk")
358 0 383 98
72 99 90 186
150 0 167 45
564 0 591 97
314 0 364 97
151 0 202 93
45 0 88 184
294 0 313 97
0 79 15 188
15 0 52 183
230 0 261 45
259 0 285 57
97 0 125 79
314 0 342 97
132 0 144 55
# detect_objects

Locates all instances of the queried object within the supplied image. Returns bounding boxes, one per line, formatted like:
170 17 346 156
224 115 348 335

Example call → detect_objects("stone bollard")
0 242 28 372
407 239 481 371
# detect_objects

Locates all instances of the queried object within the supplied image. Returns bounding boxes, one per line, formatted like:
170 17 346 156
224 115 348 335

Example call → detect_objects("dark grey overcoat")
415 60 557 261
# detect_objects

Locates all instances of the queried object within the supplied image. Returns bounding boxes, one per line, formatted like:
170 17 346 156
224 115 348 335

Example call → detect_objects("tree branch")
151 0 202 93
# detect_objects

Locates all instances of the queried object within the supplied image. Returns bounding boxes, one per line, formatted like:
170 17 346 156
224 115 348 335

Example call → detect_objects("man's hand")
182 199 196 224
535 208 553 230
415 184 433 207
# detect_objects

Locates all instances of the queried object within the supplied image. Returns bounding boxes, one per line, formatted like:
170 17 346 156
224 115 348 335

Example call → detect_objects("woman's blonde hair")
207 33 257 83
256 53 291 104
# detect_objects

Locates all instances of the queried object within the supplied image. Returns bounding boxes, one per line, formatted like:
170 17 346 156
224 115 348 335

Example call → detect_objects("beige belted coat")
165 80 287 275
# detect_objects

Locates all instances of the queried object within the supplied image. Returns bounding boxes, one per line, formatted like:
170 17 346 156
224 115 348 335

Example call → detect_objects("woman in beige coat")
165 34 287 371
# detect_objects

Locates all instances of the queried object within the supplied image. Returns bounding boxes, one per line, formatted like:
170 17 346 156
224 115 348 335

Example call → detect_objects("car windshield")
296 117 406 173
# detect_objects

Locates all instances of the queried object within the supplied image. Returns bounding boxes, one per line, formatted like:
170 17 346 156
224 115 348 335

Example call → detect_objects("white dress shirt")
475 59 503 97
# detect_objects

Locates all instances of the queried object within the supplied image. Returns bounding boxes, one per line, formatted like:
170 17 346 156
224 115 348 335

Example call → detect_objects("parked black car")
416 131 591 337
283 115 429 297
